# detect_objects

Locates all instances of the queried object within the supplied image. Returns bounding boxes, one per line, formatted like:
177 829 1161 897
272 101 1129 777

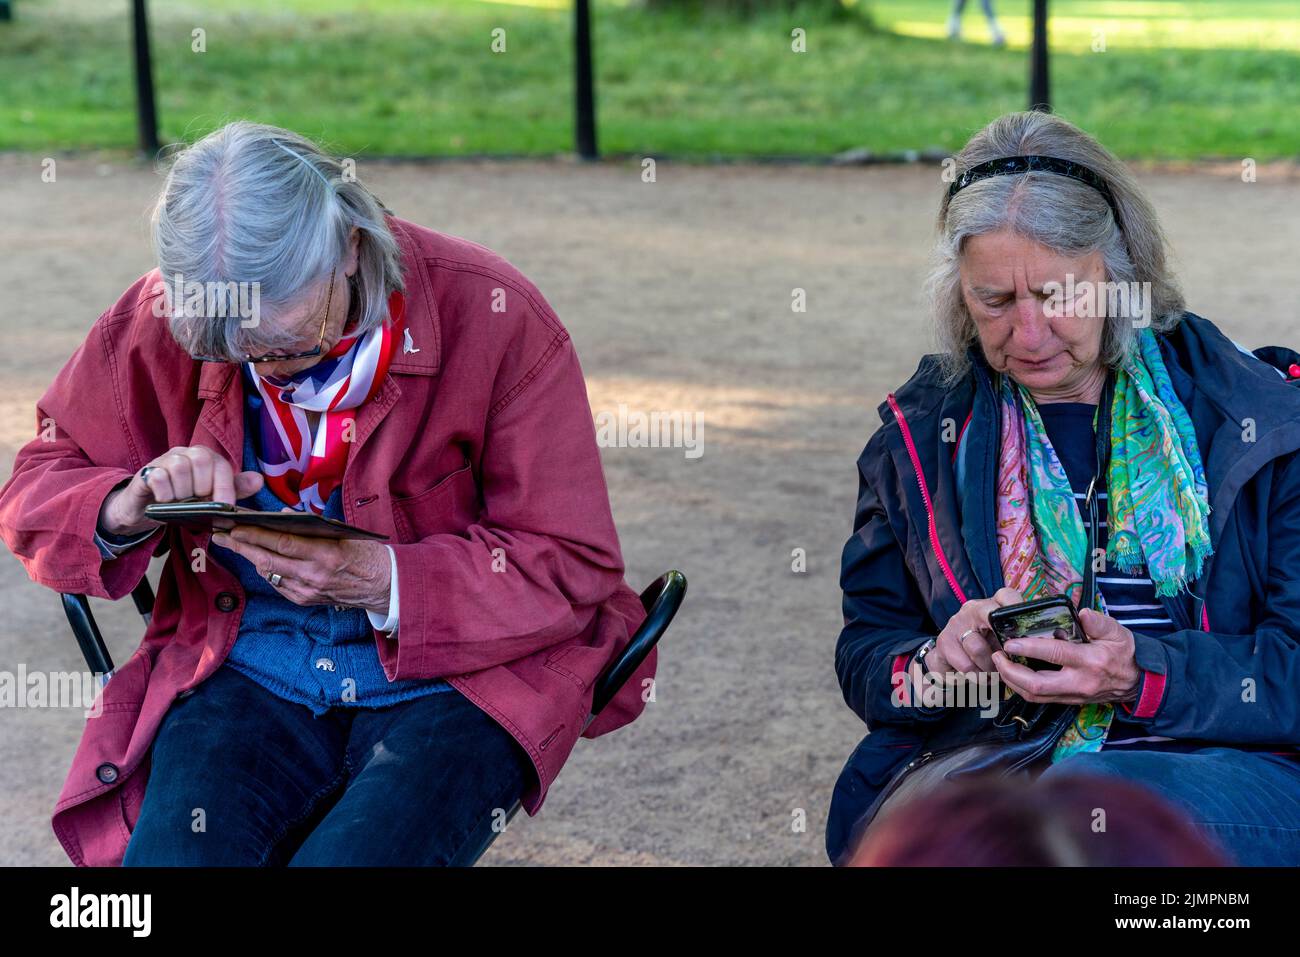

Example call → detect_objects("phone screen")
988 597 1085 671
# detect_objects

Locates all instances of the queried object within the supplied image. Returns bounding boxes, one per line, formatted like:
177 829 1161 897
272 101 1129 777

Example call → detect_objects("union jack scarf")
244 289 406 514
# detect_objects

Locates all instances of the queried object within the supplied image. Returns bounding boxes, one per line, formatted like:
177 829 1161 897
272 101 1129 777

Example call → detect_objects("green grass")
1 0 1297 160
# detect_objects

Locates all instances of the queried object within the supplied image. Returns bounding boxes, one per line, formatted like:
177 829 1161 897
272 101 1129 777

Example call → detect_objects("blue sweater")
207 386 452 716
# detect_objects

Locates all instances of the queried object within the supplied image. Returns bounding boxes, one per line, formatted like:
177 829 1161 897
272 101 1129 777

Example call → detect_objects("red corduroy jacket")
0 215 652 866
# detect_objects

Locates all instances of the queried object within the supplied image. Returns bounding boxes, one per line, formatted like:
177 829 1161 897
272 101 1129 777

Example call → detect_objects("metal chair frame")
58 569 686 864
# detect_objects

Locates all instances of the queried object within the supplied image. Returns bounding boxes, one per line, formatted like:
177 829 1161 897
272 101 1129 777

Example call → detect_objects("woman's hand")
210 527 392 615
925 587 1027 677
100 445 264 536
992 607 1142 705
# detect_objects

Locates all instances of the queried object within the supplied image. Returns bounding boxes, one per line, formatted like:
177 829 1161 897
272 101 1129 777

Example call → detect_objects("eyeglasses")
193 267 336 364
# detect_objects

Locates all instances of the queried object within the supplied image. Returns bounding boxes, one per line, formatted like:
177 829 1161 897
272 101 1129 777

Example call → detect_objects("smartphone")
986 595 1087 672
143 500 389 541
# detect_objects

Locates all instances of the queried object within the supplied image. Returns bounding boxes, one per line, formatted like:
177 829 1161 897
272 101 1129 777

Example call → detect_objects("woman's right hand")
99 445 265 536
924 587 1026 677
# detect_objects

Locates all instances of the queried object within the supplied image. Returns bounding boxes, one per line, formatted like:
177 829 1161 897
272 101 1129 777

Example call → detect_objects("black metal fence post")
131 0 160 155
574 0 598 159
1029 0 1050 111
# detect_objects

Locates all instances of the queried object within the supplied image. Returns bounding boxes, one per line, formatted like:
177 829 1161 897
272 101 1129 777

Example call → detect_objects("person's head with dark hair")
848 772 1230 866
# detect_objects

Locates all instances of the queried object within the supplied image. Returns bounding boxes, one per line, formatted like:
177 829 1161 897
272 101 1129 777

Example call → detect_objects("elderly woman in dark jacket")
828 110 1300 867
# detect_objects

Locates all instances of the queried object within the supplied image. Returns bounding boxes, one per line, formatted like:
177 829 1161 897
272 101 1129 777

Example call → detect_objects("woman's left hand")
210 526 391 616
992 607 1142 705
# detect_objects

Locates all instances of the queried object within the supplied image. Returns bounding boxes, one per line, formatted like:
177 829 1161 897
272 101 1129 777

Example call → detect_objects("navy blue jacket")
827 312 1300 864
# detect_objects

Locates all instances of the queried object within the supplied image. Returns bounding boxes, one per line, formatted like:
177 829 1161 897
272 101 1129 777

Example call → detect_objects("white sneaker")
989 19 1006 46
947 13 961 40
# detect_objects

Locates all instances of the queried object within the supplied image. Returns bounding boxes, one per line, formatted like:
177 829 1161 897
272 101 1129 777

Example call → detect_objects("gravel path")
1 153 1296 865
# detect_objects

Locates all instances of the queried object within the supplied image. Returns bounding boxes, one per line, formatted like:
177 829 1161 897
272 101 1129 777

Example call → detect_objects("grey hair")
151 120 404 361
925 111 1185 384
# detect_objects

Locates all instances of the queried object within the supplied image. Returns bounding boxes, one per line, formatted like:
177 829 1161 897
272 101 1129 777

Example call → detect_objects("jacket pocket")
544 642 612 692
390 461 480 542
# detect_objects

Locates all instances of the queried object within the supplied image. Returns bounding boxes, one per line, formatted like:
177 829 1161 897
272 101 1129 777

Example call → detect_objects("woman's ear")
344 227 361 276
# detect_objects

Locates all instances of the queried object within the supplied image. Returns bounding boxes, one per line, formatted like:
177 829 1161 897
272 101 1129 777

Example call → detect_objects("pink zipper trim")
951 410 973 463
887 393 968 605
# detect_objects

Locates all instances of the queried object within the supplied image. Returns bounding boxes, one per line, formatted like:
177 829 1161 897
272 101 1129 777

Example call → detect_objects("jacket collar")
873 351 984 620
384 215 441 377
1157 312 1300 547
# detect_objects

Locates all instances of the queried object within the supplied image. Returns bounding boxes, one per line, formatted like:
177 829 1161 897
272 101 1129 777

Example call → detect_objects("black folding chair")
59 569 686 863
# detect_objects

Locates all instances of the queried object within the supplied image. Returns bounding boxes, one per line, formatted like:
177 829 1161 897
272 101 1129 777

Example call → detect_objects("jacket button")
96 763 119 784
215 592 239 612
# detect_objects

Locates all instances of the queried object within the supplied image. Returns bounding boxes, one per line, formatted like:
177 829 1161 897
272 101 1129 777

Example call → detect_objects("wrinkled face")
960 228 1108 402
253 268 353 381
252 229 361 381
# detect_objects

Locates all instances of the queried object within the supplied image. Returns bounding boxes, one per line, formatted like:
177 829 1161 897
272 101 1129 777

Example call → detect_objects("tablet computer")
143 501 389 541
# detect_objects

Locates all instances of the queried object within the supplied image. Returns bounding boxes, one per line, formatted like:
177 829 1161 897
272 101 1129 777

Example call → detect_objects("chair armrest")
59 578 156 677
590 570 686 717
61 593 114 676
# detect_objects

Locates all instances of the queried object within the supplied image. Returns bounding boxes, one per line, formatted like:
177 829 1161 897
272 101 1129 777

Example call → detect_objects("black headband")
947 154 1124 233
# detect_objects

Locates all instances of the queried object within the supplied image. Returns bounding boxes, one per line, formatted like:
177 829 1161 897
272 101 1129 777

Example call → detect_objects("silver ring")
139 465 157 483
267 572 282 588
958 628 978 646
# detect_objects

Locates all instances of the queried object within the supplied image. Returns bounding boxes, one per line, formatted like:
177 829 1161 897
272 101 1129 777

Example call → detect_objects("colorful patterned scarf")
994 327 1212 759
245 289 405 514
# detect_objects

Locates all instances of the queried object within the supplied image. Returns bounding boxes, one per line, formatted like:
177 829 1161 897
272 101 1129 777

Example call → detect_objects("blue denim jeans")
1038 746 1300 866
122 663 533 866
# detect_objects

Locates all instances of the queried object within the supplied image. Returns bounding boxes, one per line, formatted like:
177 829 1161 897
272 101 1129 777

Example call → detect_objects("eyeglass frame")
191 266 337 364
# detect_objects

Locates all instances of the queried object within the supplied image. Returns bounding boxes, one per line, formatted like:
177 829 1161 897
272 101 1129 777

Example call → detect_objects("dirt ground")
1 152 1297 867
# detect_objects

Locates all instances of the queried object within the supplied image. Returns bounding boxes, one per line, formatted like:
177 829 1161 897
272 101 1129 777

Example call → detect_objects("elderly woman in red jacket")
0 121 651 866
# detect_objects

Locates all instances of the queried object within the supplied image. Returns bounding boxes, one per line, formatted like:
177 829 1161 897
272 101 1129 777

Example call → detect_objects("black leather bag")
851 697 1078 846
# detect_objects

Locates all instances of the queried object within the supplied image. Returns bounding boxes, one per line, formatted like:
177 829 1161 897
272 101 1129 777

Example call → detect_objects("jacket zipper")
887 393 968 605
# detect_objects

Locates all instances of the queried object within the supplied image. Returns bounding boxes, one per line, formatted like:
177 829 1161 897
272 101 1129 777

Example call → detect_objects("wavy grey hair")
151 120 404 361
925 111 1185 384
